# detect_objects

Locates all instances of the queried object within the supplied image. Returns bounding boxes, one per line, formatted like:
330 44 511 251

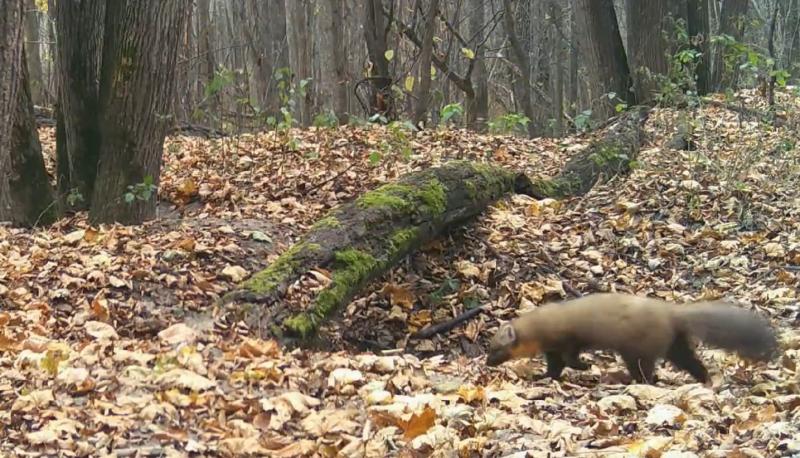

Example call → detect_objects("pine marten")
486 293 778 384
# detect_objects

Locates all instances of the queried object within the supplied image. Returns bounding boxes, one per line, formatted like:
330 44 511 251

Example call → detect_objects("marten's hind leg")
621 354 656 384
666 334 708 383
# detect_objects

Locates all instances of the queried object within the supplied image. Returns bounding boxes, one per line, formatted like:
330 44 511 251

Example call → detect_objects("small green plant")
267 67 313 150
313 109 339 128
204 67 235 98
488 112 530 135
124 176 157 204
387 121 415 160
66 189 84 207
439 102 463 124
574 109 593 132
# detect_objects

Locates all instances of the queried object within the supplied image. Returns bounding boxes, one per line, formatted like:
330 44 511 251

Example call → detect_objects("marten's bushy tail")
674 303 778 361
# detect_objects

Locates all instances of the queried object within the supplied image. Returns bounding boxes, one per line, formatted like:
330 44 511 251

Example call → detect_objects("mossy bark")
225 109 647 340
516 107 649 199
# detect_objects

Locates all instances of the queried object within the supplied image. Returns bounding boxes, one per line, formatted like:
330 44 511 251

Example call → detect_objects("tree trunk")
90 1 191 224
197 0 218 122
626 0 684 103
573 0 634 120
23 0 44 105
687 0 710 95
0 0 57 227
314 0 349 124
502 0 536 137
466 0 489 132
568 4 578 121
241 0 287 116
363 0 393 117
53 0 104 210
710 0 748 91
785 0 800 84
550 1 565 137
225 108 648 339
412 0 440 127
285 0 313 126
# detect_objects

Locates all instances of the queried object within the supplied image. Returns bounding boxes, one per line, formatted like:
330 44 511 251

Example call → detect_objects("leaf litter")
1 90 800 456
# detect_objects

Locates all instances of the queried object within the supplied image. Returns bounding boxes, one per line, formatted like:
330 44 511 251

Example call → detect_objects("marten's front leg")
543 352 566 379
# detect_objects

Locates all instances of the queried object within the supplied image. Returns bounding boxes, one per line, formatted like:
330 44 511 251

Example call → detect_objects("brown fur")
486 293 778 383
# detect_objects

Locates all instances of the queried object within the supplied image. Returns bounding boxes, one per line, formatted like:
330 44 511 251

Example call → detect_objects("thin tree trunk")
711 0 748 91
466 0 489 132
550 1 564 137
568 4 578 121
285 0 313 126
364 0 392 116
23 0 44 105
90 1 192 224
197 0 218 122
0 0 57 227
502 0 536 137
688 0 710 95
413 0 440 127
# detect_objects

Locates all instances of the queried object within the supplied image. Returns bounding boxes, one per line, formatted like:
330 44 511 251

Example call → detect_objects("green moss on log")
241 242 321 294
356 178 448 216
357 183 415 212
311 215 342 230
284 248 379 337
463 162 515 201
389 227 420 255
417 179 447 215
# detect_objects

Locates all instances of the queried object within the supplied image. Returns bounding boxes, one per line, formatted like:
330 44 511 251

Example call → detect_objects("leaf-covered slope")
2 92 800 455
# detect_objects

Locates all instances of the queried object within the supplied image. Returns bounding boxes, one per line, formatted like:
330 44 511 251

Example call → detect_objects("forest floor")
2 91 800 457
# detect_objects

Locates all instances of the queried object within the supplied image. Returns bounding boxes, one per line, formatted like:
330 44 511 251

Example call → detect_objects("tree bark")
0 0 57 227
412 0 440 127
53 0 104 210
224 108 648 339
573 0 634 120
89 1 191 224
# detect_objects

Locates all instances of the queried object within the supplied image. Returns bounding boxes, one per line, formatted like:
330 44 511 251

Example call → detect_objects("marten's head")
486 321 541 366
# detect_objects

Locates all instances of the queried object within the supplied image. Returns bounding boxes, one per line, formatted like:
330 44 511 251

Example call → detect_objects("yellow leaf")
404 76 415 92
461 47 475 59
384 49 394 61
457 385 485 403
381 283 416 309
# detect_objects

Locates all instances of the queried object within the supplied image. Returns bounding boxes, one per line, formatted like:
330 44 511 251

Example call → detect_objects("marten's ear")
494 323 517 346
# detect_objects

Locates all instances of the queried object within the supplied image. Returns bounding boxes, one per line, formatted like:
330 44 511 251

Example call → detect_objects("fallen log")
224 108 649 339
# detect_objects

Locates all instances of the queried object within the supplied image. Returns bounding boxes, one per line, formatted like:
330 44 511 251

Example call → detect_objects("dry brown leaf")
398 406 436 440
